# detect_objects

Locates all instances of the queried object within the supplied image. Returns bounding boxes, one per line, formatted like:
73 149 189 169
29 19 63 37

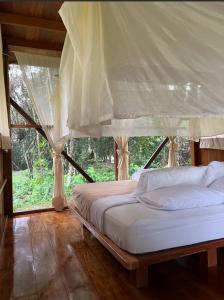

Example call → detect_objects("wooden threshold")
13 206 69 217
13 207 55 216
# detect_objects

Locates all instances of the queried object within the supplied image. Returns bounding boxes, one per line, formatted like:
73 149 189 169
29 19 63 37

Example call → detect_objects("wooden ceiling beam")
5 37 63 52
0 12 65 32
4 37 62 64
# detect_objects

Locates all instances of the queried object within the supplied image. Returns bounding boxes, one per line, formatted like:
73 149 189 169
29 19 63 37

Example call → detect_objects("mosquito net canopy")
57 2 224 138
15 2 224 208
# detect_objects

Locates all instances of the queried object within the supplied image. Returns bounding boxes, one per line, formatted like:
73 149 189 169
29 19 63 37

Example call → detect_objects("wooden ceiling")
0 1 66 54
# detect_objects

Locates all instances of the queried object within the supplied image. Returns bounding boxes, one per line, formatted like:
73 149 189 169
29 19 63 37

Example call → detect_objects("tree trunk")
36 130 40 156
22 143 32 175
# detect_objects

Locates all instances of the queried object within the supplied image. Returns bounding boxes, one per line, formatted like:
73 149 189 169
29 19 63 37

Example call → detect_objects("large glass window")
9 63 191 212
64 137 115 198
12 129 53 212
129 136 191 176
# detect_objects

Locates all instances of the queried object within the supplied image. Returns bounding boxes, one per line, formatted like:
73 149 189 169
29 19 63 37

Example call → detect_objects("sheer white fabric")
114 137 129 180
15 52 68 211
59 2 224 138
167 137 177 167
0 26 10 149
200 136 224 150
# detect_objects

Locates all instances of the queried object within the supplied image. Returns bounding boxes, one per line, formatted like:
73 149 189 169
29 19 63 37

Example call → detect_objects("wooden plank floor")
1 211 224 300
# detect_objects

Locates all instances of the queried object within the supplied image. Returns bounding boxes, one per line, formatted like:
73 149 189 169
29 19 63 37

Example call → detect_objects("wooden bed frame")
71 206 224 288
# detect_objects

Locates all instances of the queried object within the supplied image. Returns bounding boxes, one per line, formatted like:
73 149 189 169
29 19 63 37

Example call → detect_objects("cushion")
138 184 224 210
209 176 224 193
131 168 154 181
201 161 224 186
135 166 207 195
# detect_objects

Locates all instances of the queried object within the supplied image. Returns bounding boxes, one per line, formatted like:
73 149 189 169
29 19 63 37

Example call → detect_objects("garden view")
9 64 191 212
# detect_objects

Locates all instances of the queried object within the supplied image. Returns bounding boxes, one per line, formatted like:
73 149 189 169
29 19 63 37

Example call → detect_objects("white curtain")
114 137 129 180
15 52 69 211
59 2 224 138
167 137 177 167
0 26 10 149
200 135 224 150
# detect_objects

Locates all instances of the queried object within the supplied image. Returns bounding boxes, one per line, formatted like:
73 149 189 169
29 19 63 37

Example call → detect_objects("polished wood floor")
1 211 224 300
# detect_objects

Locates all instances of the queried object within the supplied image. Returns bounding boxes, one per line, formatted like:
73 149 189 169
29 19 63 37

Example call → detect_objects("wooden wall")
191 142 224 166
0 149 7 246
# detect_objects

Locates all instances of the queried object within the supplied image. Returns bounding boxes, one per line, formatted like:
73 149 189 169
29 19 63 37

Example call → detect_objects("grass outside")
13 163 117 212
12 159 171 212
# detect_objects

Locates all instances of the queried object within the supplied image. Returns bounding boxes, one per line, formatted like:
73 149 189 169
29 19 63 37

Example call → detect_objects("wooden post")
191 141 200 166
199 249 218 268
207 248 218 268
3 42 13 217
129 267 149 288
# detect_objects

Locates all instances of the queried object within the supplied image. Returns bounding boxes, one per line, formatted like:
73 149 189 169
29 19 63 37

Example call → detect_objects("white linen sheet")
201 161 224 186
72 180 137 220
90 193 137 231
74 163 224 254
209 176 224 193
138 184 224 210
103 203 224 253
131 168 153 181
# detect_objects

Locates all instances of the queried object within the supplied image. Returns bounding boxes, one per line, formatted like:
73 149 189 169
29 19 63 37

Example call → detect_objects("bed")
70 162 224 287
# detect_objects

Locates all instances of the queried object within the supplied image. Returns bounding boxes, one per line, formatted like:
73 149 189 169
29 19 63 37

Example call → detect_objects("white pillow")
201 161 224 186
131 168 154 181
135 166 207 195
138 184 224 210
209 176 224 193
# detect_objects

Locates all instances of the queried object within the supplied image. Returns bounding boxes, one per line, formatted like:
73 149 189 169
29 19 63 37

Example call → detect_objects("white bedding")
76 162 224 254
131 168 153 181
89 190 224 254
103 203 224 253
135 166 207 195
201 161 224 186
90 193 137 231
138 184 224 210
209 176 224 193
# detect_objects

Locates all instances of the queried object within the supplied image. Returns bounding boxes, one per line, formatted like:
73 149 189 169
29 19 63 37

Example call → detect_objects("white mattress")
102 203 224 254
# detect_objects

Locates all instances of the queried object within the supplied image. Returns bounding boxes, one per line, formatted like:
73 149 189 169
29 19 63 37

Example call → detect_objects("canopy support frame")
144 137 169 169
10 98 95 183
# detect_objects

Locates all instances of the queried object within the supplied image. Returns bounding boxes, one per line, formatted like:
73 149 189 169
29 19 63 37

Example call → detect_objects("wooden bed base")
71 207 224 288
